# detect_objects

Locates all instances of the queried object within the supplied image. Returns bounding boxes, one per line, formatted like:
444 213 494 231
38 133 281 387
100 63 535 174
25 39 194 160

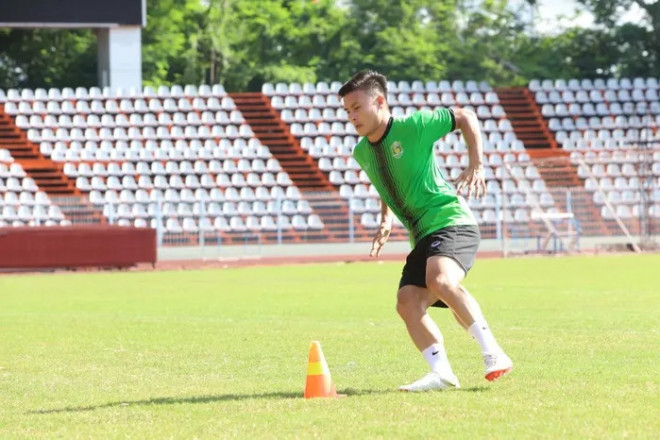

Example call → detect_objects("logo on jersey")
391 141 404 159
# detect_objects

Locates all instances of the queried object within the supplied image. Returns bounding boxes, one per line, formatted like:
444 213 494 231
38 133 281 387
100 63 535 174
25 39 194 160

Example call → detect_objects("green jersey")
353 108 477 246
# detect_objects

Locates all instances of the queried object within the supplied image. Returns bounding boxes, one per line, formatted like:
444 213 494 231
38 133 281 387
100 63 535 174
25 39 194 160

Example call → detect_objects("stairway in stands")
496 87 557 149
0 108 105 224
496 87 609 236
231 92 370 241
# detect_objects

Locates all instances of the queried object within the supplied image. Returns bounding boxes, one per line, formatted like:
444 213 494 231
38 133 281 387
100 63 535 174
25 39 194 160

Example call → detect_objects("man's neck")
367 112 392 143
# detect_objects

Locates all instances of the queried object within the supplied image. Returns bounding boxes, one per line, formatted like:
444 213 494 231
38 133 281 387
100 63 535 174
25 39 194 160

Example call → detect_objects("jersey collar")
368 116 393 146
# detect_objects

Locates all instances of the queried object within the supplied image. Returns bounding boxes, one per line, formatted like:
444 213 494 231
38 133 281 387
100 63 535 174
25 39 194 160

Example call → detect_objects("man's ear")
376 94 386 109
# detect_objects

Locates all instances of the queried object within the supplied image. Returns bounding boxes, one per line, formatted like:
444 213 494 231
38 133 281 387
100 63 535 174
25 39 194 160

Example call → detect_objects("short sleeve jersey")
353 108 476 246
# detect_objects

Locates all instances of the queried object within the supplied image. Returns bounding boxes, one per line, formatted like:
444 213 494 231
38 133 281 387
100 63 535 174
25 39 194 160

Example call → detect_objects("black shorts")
398 225 480 308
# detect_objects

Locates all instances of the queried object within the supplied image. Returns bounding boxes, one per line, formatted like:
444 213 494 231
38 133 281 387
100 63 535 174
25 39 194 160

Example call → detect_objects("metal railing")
34 185 656 255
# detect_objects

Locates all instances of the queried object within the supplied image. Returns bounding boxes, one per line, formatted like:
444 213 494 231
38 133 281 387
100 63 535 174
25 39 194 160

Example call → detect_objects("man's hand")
370 220 392 257
455 164 486 200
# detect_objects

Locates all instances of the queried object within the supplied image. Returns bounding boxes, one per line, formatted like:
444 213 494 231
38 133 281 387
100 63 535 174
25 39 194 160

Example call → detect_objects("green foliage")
342 0 456 82
577 0 659 76
0 29 96 89
141 0 203 86
218 0 351 90
449 0 530 85
0 0 657 90
614 22 657 76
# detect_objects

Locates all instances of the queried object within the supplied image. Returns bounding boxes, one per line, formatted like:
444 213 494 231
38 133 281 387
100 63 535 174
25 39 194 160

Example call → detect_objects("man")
338 70 513 392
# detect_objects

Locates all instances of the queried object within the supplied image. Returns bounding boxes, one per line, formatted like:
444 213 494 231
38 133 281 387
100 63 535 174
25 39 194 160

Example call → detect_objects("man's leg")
452 309 468 330
396 285 443 351
396 285 460 391
425 256 513 381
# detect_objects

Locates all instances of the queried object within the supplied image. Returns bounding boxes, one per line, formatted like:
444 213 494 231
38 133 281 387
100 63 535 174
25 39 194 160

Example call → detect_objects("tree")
141 0 203 86
338 0 458 82
445 0 531 85
0 29 96 89
578 0 659 76
3 0 655 90
195 0 352 91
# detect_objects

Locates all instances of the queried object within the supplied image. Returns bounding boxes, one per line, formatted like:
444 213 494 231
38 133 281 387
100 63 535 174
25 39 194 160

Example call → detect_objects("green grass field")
1 254 659 439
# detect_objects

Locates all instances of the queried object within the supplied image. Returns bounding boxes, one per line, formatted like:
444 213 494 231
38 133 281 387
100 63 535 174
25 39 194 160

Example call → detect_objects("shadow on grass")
338 388 398 397
29 391 302 414
29 388 398 415
31 386 487 414
457 386 490 393
343 385 488 395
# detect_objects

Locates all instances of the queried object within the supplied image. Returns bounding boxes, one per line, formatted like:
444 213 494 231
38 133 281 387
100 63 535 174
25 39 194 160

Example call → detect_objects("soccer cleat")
484 351 513 381
398 371 461 392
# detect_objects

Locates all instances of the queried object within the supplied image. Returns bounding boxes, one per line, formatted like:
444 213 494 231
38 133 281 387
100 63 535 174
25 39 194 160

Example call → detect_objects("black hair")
337 70 388 98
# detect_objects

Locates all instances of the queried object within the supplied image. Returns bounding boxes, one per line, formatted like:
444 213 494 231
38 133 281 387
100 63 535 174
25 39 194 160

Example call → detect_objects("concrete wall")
97 26 142 90
0 226 156 269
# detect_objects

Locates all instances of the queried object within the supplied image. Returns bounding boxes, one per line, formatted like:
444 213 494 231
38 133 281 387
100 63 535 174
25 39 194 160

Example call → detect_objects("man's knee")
426 256 466 295
396 287 425 319
426 272 461 300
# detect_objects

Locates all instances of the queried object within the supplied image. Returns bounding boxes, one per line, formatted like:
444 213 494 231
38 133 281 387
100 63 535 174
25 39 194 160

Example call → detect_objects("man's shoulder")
400 107 455 137
390 111 430 139
396 109 436 129
406 108 444 122
398 112 420 125
386 112 411 129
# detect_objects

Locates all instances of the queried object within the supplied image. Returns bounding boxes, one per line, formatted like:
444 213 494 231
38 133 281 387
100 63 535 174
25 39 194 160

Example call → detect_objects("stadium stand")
225 92 342 242
1 77 657 246
0 85 323 244
0 157 70 228
531 77 660 234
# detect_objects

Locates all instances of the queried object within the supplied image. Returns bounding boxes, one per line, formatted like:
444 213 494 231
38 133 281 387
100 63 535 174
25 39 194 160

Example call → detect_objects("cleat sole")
485 366 513 382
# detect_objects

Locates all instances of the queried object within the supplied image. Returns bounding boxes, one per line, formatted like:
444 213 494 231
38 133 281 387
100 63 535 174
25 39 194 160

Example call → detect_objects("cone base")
304 394 347 399
304 375 337 398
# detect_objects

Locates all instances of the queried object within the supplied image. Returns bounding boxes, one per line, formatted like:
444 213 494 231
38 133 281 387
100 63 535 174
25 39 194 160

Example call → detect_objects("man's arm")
452 107 486 200
370 200 393 257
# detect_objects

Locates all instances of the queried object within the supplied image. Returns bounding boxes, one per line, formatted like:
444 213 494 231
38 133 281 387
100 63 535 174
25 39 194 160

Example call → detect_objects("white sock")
422 343 453 374
468 320 502 355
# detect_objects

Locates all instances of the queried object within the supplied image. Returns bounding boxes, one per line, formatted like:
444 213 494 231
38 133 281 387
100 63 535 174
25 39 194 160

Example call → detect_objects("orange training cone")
304 341 340 398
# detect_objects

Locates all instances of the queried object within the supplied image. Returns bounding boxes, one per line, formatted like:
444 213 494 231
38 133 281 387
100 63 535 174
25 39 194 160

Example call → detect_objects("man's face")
342 89 382 137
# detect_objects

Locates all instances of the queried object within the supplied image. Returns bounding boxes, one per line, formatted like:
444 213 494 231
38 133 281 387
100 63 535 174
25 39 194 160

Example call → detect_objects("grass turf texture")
0 254 658 439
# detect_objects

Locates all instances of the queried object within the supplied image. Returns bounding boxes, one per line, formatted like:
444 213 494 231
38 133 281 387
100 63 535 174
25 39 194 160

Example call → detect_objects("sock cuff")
467 320 501 355
468 320 485 336
422 343 443 356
